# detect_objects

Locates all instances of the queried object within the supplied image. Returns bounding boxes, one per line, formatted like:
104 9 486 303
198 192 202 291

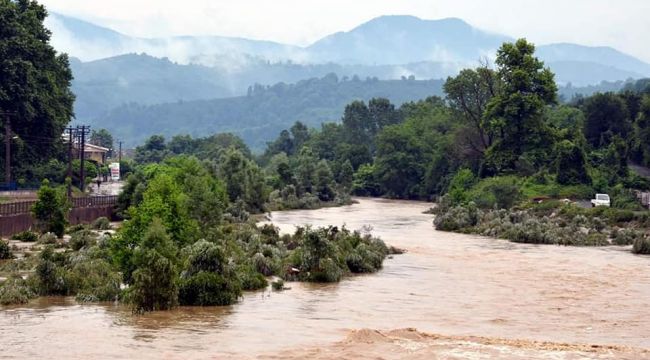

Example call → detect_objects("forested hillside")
92 74 444 148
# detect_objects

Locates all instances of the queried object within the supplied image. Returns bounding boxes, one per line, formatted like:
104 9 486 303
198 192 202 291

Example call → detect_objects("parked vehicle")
591 193 611 207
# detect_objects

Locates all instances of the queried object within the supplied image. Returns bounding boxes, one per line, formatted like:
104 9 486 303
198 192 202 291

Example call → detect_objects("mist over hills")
46 11 650 147
49 12 650 84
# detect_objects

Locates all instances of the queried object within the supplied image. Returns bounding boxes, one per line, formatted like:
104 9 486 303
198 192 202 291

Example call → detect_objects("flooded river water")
2 198 650 359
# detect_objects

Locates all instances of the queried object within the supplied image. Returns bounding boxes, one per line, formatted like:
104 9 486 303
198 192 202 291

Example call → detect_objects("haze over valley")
46 12 650 147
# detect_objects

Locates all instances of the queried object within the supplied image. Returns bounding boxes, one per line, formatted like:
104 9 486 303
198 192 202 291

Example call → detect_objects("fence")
0 196 119 237
0 196 118 216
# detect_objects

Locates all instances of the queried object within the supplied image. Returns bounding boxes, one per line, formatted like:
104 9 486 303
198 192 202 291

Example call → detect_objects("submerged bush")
611 228 643 246
178 239 242 306
11 231 38 242
289 226 388 282
633 236 650 254
128 219 179 313
271 279 284 291
0 275 36 305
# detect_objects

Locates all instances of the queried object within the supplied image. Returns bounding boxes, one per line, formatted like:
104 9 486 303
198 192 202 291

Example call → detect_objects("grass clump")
11 231 38 242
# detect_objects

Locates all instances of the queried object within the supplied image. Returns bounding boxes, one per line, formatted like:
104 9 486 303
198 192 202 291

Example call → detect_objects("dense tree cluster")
0 0 74 185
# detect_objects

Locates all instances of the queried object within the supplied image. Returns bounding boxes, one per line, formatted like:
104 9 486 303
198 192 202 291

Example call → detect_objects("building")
83 143 110 165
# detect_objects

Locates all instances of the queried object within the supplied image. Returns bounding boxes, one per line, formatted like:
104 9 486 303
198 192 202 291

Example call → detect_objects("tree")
338 160 354 189
555 140 590 185
290 121 310 153
634 95 650 165
583 93 630 148
603 136 628 183
31 179 69 237
444 67 500 155
134 135 170 163
313 160 335 201
178 240 242 306
129 218 179 313
484 39 557 173
89 129 114 151
0 0 75 180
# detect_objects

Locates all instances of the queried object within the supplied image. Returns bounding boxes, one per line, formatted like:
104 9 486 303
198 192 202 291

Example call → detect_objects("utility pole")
65 126 75 197
118 140 123 163
0 110 16 187
77 125 90 192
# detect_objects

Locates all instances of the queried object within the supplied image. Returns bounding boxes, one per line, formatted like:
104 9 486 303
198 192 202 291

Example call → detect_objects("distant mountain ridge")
47 12 650 85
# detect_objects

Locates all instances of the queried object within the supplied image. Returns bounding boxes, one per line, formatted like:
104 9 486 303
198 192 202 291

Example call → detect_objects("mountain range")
43 12 650 147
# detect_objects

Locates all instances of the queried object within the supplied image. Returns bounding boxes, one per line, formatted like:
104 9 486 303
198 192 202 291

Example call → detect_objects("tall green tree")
444 66 500 155
0 0 75 180
583 93 631 148
129 218 179 313
31 179 69 237
484 39 557 174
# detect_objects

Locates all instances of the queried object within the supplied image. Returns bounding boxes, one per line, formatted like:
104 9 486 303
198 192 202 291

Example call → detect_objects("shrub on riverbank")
435 200 650 250
633 236 650 254
11 231 38 242
0 275 35 305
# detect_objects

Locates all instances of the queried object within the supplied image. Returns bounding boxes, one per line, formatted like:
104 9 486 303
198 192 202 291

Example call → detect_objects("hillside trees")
583 93 631 148
0 0 74 182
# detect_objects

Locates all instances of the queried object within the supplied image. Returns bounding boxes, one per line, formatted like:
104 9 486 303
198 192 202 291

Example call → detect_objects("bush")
11 231 38 242
0 275 36 305
632 236 650 254
66 255 121 302
92 217 111 230
177 239 242 306
611 228 643 246
271 279 284 291
0 240 13 259
33 246 68 295
239 267 268 290
179 271 240 306
128 220 179 312
32 180 70 238
433 203 480 231
66 224 87 234
38 233 58 245
69 230 98 251
466 176 522 209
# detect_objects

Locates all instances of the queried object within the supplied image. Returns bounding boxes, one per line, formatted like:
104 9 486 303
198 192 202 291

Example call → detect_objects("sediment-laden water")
1 198 649 359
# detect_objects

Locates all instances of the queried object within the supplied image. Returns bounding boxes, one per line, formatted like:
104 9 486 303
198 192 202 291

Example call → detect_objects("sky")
40 0 650 62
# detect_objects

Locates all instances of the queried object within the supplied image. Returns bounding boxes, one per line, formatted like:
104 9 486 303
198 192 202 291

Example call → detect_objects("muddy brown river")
2 198 650 359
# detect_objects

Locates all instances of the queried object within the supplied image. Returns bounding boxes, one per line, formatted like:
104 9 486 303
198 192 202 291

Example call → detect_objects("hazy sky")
40 0 650 62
